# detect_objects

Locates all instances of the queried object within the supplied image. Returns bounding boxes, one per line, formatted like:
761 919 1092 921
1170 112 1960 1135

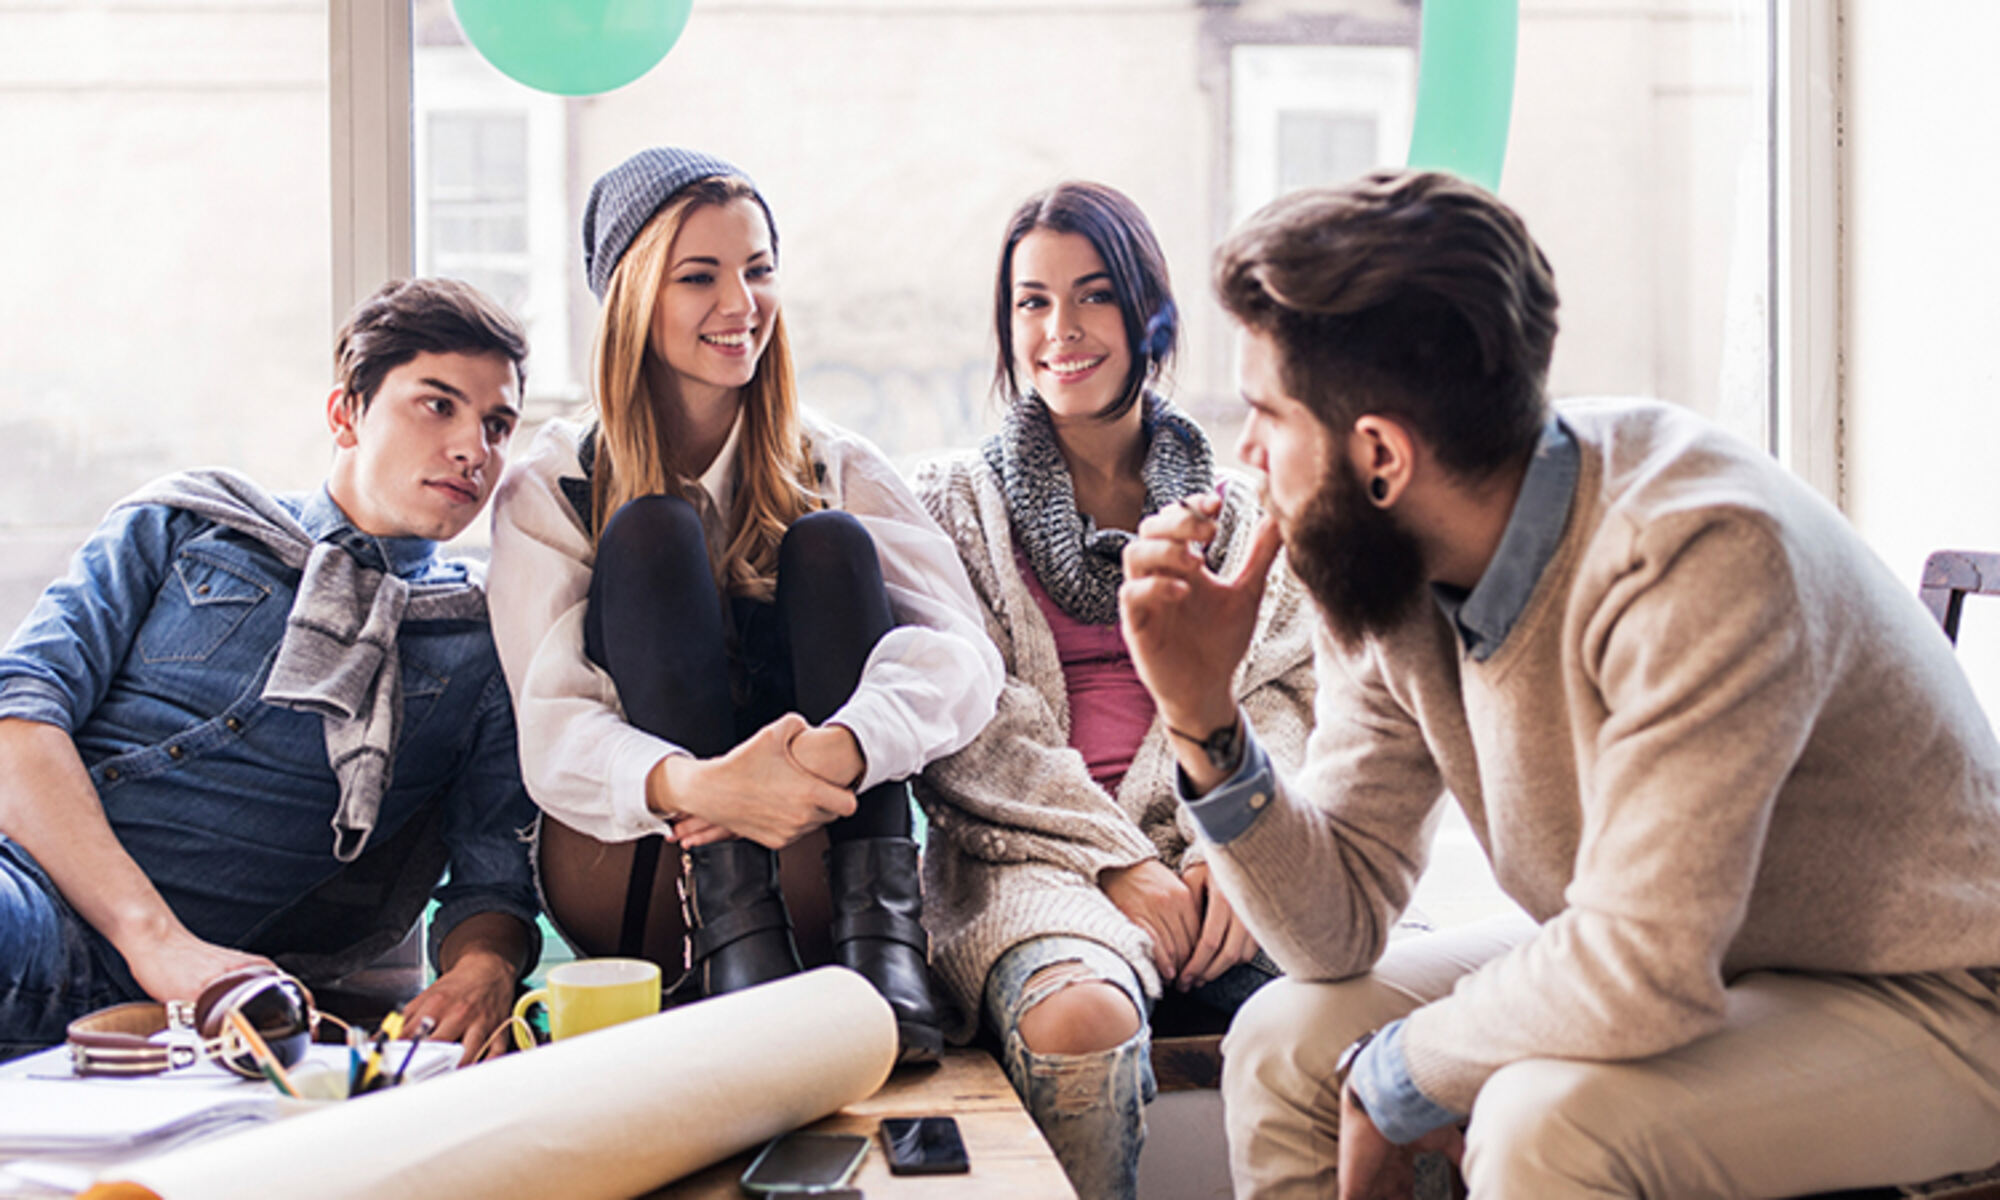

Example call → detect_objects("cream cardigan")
912 450 1317 1039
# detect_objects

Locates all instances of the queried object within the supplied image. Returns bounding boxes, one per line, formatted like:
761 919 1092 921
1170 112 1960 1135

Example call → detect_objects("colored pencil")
390 1015 438 1087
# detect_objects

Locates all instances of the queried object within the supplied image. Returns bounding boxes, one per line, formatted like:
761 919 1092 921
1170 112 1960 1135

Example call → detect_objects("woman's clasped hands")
647 712 862 849
1100 857 1260 991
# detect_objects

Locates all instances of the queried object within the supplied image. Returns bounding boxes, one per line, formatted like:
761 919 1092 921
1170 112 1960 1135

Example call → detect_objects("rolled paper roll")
83 967 897 1200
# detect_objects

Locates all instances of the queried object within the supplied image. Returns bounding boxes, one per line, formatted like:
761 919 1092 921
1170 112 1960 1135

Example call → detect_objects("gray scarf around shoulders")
113 469 486 862
983 392 1218 625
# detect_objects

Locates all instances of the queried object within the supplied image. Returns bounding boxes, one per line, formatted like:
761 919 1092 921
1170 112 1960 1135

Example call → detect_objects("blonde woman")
488 147 1002 1061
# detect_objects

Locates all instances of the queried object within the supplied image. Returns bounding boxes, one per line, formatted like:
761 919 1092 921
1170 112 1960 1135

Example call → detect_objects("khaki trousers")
1221 916 2000 1199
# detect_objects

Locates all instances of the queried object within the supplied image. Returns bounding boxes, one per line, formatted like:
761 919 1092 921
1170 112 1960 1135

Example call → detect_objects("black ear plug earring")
1369 476 1390 503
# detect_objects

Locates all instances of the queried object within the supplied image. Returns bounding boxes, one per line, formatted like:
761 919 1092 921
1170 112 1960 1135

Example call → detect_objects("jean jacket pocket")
139 554 272 664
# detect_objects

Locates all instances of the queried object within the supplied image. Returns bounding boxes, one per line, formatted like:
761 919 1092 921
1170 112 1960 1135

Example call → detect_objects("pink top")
1015 549 1157 793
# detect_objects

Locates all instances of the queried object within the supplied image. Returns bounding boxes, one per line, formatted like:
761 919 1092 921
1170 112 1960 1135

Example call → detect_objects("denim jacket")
0 488 539 976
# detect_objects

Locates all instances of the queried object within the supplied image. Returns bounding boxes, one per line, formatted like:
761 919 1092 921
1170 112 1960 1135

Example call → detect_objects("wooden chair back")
1918 549 2000 644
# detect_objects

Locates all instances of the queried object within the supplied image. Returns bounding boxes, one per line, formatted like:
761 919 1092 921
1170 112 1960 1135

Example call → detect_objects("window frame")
330 0 413 336
1772 0 1842 503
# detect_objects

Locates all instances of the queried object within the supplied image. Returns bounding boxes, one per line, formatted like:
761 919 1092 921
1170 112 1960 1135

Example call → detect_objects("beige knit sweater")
1204 398 2000 1114
912 451 1317 1041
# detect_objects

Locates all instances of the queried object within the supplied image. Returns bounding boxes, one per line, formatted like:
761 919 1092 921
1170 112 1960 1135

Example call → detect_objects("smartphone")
879 1115 970 1175
740 1131 870 1193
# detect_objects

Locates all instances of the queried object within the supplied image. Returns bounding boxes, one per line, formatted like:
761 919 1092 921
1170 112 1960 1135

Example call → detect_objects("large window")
396 0 1776 469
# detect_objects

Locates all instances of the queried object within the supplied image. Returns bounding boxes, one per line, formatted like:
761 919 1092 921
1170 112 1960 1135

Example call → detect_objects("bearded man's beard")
1284 453 1430 649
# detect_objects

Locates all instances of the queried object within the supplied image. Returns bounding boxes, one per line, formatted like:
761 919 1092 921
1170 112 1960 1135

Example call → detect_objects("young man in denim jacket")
0 278 541 1062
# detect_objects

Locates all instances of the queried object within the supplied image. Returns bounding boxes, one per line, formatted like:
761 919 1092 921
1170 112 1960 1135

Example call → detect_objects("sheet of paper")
0 1085 268 1155
0 1039 454 1157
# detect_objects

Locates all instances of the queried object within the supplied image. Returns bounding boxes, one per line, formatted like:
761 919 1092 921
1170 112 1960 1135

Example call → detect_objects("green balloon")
452 0 693 97
1406 0 1519 191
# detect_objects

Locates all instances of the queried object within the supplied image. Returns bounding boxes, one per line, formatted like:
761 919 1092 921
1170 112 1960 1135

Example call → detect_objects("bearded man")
1119 169 2000 1199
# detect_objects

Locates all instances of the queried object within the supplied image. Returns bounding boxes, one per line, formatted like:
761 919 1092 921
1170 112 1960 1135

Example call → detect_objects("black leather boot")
682 841 803 998
825 835 944 1064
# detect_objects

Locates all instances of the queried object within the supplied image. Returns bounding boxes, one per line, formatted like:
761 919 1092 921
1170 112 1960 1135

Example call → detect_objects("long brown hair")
589 176 819 600
993 181 1177 422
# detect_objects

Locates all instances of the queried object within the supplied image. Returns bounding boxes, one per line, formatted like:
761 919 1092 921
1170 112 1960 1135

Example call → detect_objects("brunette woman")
913 182 1317 1197
489 147 1002 1061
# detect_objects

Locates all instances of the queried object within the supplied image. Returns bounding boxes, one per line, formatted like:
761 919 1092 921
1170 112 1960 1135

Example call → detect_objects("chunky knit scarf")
983 392 1217 625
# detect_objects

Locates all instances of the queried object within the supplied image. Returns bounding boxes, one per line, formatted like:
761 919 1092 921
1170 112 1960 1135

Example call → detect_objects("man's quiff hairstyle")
333 277 529 411
1215 169 1559 479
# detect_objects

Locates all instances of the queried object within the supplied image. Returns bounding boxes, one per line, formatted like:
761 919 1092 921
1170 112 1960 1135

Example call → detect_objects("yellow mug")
512 958 662 1050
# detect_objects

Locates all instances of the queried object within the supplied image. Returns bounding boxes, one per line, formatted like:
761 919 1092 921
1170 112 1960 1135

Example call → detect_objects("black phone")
879 1115 970 1175
739 1131 870 1193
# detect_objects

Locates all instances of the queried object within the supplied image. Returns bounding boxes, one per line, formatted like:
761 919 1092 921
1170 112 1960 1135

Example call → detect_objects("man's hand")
1100 859 1201 980
402 954 518 1065
1176 862 1259 990
1338 1084 1465 1200
124 929 275 1006
650 713 857 850
1120 503 1284 791
412 912 532 1063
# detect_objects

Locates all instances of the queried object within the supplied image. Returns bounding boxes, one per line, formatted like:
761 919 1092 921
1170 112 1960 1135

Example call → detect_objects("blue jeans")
985 935 1278 1200
0 841 146 1060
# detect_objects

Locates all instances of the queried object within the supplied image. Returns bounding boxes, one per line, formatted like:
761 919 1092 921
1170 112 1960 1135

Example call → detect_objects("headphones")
65 966 317 1079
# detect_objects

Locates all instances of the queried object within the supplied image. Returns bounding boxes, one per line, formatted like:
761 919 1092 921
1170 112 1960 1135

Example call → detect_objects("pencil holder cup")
274 1065 350 1115
512 958 662 1049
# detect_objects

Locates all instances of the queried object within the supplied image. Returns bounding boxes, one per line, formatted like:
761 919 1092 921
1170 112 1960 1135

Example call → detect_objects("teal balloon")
452 0 692 97
1406 0 1519 191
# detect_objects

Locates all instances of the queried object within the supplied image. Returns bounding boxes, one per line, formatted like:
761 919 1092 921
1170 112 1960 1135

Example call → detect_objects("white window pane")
1276 111 1381 194
413 32 573 416
428 112 527 200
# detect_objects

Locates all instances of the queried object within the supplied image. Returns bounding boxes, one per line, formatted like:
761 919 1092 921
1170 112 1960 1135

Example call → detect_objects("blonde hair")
589 177 820 601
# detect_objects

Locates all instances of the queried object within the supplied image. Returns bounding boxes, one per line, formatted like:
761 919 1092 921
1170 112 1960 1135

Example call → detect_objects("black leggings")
583 495 911 843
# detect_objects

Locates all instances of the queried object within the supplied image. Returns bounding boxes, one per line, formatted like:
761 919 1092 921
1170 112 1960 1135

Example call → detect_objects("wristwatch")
1168 712 1245 773
1334 1027 1378 1106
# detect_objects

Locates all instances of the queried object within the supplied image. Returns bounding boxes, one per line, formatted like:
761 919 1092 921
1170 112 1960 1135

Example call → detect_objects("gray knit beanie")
581 146 778 300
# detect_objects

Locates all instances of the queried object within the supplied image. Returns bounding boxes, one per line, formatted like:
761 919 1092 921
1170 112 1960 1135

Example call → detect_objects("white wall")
1844 0 2000 711
0 3 334 519
0 1 335 627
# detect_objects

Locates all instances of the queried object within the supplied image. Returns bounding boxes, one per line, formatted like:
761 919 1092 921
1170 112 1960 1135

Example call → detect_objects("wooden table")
642 1049 1075 1198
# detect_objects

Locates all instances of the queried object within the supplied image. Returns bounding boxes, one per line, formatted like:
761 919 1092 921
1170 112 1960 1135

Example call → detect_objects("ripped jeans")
984 935 1278 1200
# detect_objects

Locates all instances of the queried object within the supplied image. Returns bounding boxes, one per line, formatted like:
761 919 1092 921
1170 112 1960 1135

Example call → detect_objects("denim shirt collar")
295 487 442 581
1431 416 1579 661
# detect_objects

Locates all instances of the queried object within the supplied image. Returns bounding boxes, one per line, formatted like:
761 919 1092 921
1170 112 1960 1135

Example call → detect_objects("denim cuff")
428 894 544 982
1350 1019 1463 1144
1175 727 1274 845
0 677 79 732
